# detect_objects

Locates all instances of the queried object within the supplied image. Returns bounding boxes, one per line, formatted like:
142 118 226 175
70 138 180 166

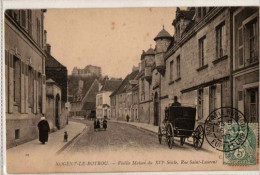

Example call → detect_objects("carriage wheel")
166 124 174 149
180 137 185 146
193 125 205 150
158 127 162 144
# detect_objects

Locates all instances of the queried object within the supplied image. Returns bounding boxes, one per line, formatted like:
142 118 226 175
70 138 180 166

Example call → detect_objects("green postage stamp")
223 123 258 165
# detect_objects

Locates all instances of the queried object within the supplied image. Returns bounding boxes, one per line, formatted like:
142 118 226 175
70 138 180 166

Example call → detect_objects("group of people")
94 118 107 131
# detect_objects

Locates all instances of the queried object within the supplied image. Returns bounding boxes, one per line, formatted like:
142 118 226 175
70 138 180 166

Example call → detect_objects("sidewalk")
7 121 86 156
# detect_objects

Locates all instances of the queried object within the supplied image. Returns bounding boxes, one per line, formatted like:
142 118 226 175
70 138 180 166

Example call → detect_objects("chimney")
46 43 51 55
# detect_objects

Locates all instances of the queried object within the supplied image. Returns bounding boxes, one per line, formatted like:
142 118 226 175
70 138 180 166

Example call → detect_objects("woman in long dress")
37 116 50 144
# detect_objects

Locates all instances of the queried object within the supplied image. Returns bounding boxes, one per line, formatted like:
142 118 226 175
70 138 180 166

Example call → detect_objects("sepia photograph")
2 2 260 174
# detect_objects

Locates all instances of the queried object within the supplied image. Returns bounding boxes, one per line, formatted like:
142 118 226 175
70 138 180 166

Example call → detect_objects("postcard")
2 2 260 174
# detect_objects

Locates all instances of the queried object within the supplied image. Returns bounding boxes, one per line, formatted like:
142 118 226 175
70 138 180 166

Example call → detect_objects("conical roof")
144 48 155 56
154 27 173 41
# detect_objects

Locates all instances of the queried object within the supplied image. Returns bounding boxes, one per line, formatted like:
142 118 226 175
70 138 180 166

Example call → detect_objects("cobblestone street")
67 119 219 155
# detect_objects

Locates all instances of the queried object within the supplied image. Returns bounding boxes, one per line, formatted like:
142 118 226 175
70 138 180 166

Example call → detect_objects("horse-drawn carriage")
158 106 205 149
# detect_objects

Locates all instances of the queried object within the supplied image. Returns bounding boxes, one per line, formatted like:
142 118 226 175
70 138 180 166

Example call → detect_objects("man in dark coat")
37 116 50 144
97 119 101 129
94 118 98 131
172 96 181 107
103 118 107 130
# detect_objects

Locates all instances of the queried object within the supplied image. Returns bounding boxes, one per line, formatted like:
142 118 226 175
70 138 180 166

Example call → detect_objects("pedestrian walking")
126 114 130 122
103 118 107 130
94 118 98 131
97 119 101 129
37 116 50 144
64 131 68 142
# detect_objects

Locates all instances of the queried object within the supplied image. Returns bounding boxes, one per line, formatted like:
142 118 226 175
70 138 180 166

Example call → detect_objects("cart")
158 106 205 150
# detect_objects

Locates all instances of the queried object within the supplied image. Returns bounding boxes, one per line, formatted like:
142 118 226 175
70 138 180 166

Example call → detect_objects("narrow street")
68 119 217 155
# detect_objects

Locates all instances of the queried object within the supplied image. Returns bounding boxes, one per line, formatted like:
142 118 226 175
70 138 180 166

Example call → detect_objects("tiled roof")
154 28 173 41
101 80 122 92
81 102 96 110
110 70 139 96
46 53 66 68
68 76 99 102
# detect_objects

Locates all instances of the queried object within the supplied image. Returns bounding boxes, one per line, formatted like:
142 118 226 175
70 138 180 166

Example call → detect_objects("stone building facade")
110 69 139 121
70 79 100 118
72 65 102 78
232 7 259 123
135 7 259 127
45 44 69 129
96 79 122 119
5 9 47 148
46 79 66 131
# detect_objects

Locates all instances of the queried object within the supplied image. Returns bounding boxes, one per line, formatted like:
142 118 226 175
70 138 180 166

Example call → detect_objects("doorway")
154 92 159 126
55 94 60 129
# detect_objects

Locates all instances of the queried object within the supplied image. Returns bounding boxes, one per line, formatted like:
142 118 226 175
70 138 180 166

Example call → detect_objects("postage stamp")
223 123 258 165
204 107 249 152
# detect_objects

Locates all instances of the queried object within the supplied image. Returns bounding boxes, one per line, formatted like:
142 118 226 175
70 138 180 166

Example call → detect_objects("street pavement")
67 119 218 154
6 121 86 173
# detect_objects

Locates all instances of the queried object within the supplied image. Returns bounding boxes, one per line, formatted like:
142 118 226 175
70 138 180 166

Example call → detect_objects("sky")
44 7 177 79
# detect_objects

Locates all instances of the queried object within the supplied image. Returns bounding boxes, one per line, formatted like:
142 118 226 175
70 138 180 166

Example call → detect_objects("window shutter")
238 91 243 101
8 53 14 113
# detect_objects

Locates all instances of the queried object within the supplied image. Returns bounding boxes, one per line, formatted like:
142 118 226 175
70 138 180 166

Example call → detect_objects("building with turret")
134 7 259 126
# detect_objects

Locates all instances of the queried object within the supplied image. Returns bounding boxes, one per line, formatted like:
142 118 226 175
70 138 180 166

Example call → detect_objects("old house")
45 79 64 131
136 7 259 127
232 7 259 123
163 7 232 125
45 43 68 129
96 79 122 119
69 78 100 118
5 9 47 148
110 69 139 121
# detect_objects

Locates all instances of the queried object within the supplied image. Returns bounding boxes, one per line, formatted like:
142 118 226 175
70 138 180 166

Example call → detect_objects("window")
248 19 258 63
15 129 20 140
209 86 217 113
247 88 258 123
198 89 204 120
170 60 174 81
216 22 225 58
36 18 40 45
28 67 34 108
198 8 201 18
141 79 145 100
27 10 32 36
38 73 42 113
20 10 26 28
202 8 207 17
176 56 181 79
199 36 206 67
238 26 244 67
13 10 20 22
13 57 21 107
235 11 259 68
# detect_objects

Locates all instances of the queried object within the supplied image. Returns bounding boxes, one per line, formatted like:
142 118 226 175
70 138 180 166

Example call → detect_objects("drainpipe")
148 83 150 124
